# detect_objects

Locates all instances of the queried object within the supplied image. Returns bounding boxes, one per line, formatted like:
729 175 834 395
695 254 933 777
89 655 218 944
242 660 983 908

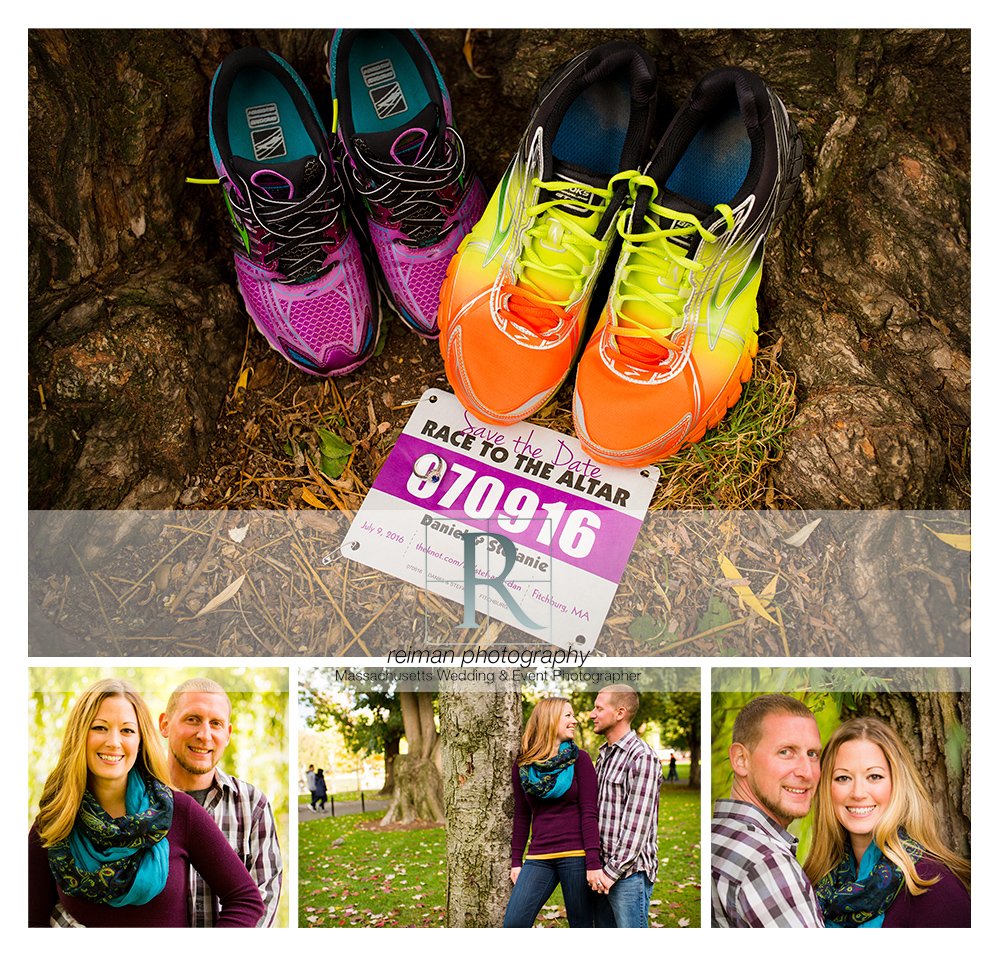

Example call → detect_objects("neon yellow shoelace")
500 170 638 333
611 173 735 354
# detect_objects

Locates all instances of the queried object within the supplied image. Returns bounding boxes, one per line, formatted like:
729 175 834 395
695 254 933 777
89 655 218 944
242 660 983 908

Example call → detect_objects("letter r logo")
459 532 541 630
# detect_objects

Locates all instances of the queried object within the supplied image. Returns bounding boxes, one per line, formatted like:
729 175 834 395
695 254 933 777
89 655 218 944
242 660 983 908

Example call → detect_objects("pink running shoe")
329 29 486 337
209 46 378 376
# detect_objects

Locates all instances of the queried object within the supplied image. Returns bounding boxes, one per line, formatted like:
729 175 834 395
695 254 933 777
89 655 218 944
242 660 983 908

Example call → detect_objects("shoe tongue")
650 188 713 254
356 103 448 248
359 102 442 165
544 158 610 216
230 154 324 201
614 189 713 367
516 159 608 306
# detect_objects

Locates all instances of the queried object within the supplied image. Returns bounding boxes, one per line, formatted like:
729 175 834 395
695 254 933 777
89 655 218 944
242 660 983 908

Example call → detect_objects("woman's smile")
95 752 125 765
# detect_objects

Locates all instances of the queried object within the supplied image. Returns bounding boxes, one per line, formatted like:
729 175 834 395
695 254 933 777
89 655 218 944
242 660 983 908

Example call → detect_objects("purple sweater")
28 790 264 927
511 749 601 870
882 856 970 928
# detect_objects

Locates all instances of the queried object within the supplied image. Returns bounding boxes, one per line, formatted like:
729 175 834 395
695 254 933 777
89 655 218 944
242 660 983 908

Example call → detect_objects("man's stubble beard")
749 773 810 826
172 747 219 777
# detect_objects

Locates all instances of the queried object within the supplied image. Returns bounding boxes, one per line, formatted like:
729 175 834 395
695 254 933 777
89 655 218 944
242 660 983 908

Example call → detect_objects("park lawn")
300 812 447 927
298 784 700 928
652 782 700 928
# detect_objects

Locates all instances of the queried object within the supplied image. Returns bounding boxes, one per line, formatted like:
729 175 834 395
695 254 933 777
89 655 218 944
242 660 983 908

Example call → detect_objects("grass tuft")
651 340 797 510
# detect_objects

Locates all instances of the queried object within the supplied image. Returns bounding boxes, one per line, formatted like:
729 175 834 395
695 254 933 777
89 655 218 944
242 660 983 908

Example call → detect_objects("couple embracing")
712 694 970 928
28 677 282 927
504 684 661 928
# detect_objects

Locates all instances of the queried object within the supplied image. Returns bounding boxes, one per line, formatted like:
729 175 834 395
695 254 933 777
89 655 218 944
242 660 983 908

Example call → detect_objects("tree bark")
29 29 969 511
688 741 701 789
855 680 970 857
29 29 248 508
379 753 446 825
439 685 521 928
380 734 400 796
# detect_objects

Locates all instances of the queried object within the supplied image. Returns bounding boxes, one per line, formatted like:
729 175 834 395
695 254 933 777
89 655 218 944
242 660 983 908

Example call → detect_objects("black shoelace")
225 154 344 282
348 126 468 248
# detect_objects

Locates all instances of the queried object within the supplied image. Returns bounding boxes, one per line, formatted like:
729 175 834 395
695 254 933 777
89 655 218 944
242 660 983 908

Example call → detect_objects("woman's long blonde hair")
804 716 970 894
517 697 574 767
35 678 172 846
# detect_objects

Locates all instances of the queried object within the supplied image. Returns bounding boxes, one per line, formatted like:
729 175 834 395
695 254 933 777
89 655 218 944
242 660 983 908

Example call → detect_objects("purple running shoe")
329 29 486 338
209 47 378 376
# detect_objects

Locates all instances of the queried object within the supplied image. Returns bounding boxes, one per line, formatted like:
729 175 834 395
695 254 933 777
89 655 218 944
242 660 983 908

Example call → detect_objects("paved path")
298 797 389 822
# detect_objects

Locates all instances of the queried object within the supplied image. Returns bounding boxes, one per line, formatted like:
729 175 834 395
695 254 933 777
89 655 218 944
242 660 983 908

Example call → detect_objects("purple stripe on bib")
373 432 643 581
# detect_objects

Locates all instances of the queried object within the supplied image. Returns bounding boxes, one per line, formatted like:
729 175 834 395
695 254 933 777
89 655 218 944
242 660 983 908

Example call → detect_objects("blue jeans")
593 871 653 928
503 857 595 927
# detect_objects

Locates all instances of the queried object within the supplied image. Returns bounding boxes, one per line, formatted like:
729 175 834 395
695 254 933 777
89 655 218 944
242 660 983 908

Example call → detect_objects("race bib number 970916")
341 389 657 651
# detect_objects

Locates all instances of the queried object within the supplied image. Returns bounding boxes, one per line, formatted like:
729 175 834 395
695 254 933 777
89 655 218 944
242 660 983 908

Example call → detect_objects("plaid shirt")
711 799 823 928
51 903 81 927
594 730 661 882
189 769 283 927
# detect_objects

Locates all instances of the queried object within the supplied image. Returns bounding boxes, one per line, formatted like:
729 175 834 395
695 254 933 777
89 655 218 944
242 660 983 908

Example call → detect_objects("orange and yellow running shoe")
573 67 803 466
439 42 656 425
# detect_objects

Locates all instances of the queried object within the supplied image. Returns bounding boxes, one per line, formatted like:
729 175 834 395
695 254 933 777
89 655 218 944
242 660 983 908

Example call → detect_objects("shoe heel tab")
580 41 657 103
691 66 772 129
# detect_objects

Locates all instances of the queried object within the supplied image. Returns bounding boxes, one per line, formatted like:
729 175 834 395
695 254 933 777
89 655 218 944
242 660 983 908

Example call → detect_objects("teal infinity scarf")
815 830 924 927
47 768 173 907
519 741 578 800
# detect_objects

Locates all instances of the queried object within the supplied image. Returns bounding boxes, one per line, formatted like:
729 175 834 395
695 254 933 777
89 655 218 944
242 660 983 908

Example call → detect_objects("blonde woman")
503 697 600 927
804 716 970 927
28 678 264 927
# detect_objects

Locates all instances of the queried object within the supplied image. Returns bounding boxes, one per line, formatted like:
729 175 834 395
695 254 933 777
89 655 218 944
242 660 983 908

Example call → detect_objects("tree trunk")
688 740 701 789
399 690 439 759
381 691 443 825
439 685 521 928
855 680 970 857
28 29 249 508
810 511 970 656
380 734 400 796
379 753 446 825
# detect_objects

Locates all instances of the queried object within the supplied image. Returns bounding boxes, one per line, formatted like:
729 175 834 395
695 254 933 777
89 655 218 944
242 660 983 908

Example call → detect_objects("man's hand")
510 867 521 885
587 869 615 894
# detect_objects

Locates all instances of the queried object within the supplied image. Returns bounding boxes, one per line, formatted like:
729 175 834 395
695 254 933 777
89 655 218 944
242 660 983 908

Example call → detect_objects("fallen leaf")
192 573 246 617
301 488 329 510
629 614 663 641
783 516 822 547
316 426 353 478
462 29 493 78
759 572 780 605
696 594 731 633
718 552 779 625
923 525 971 551
228 524 249 543
233 365 252 395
